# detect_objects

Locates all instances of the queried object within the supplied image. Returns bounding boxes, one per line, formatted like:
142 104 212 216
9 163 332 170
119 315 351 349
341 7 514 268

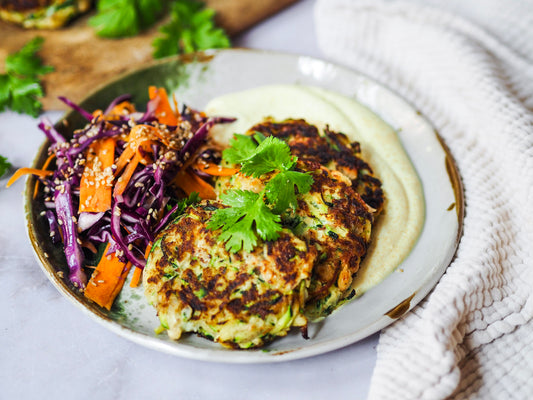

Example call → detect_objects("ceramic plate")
25 49 463 363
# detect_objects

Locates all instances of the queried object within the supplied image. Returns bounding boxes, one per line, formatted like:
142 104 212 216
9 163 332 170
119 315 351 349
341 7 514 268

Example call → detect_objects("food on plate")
143 111 383 346
12 83 424 349
249 119 384 213
206 85 425 296
215 119 383 320
0 0 92 28
143 201 317 349
8 86 234 309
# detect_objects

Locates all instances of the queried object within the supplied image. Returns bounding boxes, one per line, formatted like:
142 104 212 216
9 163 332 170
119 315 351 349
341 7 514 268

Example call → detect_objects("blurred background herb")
0 37 53 117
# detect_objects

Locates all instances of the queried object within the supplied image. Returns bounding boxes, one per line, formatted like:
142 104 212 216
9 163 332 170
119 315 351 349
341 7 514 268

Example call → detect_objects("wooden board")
0 0 298 110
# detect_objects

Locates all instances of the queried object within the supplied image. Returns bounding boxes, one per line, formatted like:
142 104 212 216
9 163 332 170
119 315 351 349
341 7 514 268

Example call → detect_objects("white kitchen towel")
314 1 533 399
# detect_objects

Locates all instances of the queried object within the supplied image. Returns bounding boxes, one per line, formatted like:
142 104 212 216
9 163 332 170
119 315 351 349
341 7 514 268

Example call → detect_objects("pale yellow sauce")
205 85 424 295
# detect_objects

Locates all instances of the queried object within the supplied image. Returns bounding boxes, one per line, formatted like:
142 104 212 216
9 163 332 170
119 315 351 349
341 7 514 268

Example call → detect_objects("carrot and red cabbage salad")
8 87 235 309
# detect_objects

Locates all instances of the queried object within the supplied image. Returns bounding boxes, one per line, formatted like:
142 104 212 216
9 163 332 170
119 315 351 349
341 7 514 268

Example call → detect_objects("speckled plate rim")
25 49 464 363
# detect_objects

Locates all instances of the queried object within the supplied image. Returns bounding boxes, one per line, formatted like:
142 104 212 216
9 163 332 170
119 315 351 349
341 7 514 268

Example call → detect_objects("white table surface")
0 1 379 398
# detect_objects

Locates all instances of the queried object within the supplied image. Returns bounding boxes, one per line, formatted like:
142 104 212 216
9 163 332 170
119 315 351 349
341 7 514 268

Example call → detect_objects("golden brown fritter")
143 201 318 349
0 0 91 28
216 159 375 320
250 118 384 214
216 119 383 319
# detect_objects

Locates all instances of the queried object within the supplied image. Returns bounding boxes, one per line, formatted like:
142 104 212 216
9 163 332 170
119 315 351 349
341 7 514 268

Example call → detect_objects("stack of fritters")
144 119 384 348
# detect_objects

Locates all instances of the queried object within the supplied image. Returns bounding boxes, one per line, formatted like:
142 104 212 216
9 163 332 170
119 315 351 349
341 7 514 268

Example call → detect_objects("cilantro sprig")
152 0 230 59
0 37 53 117
89 0 164 38
208 134 313 253
0 155 11 178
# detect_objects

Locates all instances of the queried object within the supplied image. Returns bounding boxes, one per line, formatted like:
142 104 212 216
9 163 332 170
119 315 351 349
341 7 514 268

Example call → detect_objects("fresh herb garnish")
89 0 164 38
169 192 200 220
0 37 53 117
208 134 313 253
152 0 230 59
0 155 11 178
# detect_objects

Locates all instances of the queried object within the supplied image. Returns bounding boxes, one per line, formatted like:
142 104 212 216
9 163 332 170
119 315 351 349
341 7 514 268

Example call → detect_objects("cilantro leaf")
5 37 53 77
222 134 260 165
210 134 314 253
208 190 281 253
89 0 163 38
137 0 163 27
152 0 230 59
169 192 200 220
0 37 53 117
240 135 296 178
0 155 11 178
266 170 314 213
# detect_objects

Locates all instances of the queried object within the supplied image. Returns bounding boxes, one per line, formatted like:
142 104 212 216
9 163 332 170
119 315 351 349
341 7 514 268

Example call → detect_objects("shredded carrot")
172 93 180 118
33 153 56 198
114 152 141 196
129 267 143 288
79 137 115 213
92 109 103 119
80 239 98 254
114 145 135 177
84 243 132 310
174 169 217 200
6 167 53 188
114 125 159 176
108 101 136 119
194 161 239 176
149 86 179 126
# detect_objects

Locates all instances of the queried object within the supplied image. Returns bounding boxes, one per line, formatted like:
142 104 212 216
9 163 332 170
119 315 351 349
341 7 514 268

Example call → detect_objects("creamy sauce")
205 85 425 295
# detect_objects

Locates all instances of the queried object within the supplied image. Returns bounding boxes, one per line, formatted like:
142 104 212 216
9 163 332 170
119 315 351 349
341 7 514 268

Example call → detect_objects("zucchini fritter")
216 119 383 320
0 0 91 28
143 201 318 349
251 119 384 213
216 161 375 320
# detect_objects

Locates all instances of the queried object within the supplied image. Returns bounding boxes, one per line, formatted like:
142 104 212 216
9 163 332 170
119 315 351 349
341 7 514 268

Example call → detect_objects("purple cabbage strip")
39 92 236 288
179 117 235 160
58 96 94 121
154 202 180 234
38 117 65 145
103 94 132 115
77 212 104 232
54 182 87 289
110 196 146 268
136 96 159 124
45 210 61 244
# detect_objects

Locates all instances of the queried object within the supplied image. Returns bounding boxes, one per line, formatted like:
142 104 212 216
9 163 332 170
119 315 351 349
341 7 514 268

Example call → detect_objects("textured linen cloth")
314 1 533 399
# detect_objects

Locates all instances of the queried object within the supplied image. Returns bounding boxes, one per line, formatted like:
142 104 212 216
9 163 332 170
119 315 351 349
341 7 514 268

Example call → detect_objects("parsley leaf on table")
0 37 53 117
153 0 230 59
89 0 164 38
209 135 313 253
0 155 11 178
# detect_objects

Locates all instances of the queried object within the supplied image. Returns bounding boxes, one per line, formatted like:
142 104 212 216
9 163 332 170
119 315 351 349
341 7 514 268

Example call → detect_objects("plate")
25 49 463 363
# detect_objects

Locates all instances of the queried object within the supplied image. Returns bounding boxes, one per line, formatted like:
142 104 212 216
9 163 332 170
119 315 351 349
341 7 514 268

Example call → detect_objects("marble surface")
0 1 379 398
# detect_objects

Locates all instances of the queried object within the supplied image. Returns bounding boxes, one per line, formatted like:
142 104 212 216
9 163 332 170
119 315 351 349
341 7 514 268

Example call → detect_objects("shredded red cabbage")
37 93 234 289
